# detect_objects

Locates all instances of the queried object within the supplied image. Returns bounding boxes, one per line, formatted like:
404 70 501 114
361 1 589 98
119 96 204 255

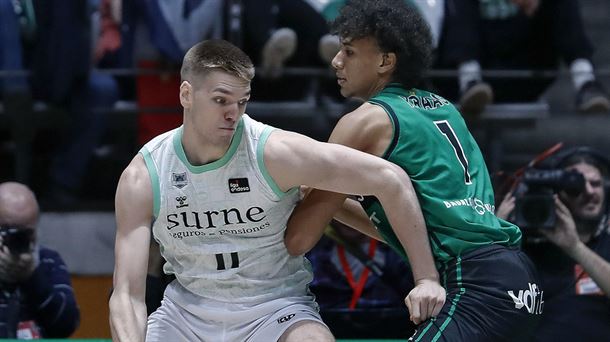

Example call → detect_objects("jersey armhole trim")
368 98 400 160
256 126 297 198
140 148 161 219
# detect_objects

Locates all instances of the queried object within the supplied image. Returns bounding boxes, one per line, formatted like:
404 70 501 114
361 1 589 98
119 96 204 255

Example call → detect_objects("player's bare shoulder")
120 155 149 186
116 154 153 206
262 129 319 192
332 102 393 155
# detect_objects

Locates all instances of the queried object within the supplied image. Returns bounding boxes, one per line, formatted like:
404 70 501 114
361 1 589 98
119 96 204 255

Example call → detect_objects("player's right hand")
404 278 446 325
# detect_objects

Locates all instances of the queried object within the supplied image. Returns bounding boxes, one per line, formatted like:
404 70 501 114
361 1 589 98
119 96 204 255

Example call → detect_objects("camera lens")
0 226 33 255
521 196 553 227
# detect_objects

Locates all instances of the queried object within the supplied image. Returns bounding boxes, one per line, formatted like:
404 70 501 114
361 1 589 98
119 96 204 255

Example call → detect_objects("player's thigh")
146 298 200 342
279 320 335 342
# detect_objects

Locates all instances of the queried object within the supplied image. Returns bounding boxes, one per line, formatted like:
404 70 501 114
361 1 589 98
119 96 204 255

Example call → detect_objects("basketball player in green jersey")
285 1 541 340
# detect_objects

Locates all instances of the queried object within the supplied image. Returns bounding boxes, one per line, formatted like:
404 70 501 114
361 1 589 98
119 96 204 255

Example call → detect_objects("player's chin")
339 87 351 98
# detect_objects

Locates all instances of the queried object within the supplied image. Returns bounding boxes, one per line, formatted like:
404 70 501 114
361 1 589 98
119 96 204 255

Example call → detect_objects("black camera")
0 226 34 255
514 169 585 231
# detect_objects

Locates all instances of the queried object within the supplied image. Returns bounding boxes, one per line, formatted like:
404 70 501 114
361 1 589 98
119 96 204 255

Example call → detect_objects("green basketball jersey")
362 84 521 266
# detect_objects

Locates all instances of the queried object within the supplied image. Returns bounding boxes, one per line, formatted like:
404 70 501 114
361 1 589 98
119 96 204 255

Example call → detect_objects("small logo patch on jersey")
229 178 250 193
172 172 188 189
175 196 188 208
277 313 295 324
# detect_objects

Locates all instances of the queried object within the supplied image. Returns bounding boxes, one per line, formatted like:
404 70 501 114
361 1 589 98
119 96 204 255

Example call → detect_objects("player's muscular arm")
268 129 443 324
284 104 392 254
109 155 153 342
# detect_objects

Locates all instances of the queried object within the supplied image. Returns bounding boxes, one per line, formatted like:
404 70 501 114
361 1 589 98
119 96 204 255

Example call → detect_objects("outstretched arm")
109 155 153 342
266 128 444 323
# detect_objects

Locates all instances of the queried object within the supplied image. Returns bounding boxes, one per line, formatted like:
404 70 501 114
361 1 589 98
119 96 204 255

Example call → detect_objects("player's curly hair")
331 0 432 89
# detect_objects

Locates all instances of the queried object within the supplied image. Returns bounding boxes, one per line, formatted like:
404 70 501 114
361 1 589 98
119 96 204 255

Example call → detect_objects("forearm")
566 241 610 297
387 211 439 282
109 293 148 342
285 191 348 255
377 170 438 282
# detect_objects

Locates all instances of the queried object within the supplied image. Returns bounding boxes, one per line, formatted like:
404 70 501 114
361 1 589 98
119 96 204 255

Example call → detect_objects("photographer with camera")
497 147 610 341
0 182 79 338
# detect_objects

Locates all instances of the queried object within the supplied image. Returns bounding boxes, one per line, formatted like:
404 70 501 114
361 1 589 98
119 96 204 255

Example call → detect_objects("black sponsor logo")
166 206 266 230
229 178 250 193
277 313 296 324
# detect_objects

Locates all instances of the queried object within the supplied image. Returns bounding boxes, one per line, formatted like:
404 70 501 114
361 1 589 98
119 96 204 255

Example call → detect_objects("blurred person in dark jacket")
0 182 79 338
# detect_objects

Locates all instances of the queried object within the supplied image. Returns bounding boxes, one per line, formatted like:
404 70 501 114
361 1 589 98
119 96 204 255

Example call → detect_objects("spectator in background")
237 0 342 103
0 0 36 184
307 221 416 339
321 0 445 49
435 0 610 115
0 0 120 207
35 0 120 207
240 0 339 79
118 0 224 65
0 182 79 339
496 146 610 342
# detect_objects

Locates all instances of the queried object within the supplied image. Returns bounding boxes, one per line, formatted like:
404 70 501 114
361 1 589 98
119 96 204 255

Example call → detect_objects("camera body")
0 225 34 255
514 168 585 231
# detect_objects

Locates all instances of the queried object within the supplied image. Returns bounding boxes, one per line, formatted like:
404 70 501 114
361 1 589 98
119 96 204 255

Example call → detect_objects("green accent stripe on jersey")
257 126 295 197
414 319 436 342
368 98 399 160
140 148 161 218
432 257 466 341
173 119 244 173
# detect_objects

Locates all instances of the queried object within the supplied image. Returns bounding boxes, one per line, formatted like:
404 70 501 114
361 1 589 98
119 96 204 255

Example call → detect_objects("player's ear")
379 52 396 74
180 81 193 109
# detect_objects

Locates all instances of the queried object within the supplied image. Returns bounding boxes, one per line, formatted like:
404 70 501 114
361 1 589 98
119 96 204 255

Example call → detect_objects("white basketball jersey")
140 114 312 305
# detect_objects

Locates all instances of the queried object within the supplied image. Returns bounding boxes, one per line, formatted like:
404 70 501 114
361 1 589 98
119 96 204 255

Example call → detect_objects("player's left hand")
405 278 446 325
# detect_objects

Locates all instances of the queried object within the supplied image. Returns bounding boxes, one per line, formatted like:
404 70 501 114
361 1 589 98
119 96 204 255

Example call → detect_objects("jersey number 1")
434 120 472 184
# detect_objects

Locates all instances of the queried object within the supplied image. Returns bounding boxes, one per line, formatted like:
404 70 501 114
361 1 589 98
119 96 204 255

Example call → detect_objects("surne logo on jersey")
229 178 250 193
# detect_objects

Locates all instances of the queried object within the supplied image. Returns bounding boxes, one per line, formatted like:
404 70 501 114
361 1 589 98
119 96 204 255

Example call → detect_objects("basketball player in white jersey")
109 39 445 342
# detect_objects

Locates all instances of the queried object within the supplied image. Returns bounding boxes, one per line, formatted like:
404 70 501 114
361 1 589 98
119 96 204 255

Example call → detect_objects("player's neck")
365 77 392 100
181 128 232 166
